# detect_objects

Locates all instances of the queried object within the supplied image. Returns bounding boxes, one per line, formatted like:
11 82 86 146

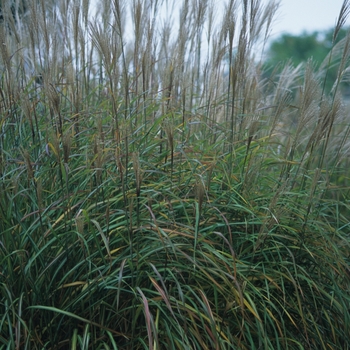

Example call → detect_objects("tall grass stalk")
1 0 350 348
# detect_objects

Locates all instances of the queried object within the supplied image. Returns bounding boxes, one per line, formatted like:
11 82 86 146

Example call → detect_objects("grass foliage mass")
1 0 350 348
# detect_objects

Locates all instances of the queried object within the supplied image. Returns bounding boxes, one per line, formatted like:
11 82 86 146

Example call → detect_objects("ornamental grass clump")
0 0 350 349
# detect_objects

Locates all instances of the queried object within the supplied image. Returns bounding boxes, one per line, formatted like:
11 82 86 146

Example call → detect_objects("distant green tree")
264 28 349 94
267 32 325 66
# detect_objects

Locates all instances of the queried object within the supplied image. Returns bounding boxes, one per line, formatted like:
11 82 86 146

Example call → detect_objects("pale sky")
267 0 349 38
89 0 349 41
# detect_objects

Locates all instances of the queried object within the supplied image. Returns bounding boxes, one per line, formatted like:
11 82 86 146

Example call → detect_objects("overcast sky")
89 0 349 42
267 0 349 38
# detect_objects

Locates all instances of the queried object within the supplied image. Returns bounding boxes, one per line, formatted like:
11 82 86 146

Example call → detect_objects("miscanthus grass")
1 0 350 348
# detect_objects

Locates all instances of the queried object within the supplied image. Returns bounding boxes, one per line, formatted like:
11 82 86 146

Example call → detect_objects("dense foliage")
266 29 347 65
1 0 350 349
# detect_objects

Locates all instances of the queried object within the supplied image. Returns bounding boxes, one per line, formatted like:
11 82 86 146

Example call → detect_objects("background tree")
264 28 350 94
